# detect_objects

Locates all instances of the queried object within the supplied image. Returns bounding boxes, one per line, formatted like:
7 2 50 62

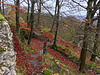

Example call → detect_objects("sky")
6 0 87 14
40 0 87 19
5 0 99 20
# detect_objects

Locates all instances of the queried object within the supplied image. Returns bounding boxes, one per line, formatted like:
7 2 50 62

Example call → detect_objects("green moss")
24 46 30 54
40 29 47 34
52 44 75 58
0 14 6 21
54 73 59 75
3 15 8 21
1 64 5 67
30 50 34 54
87 64 97 69
42 68 52 75
52 44 69 57
62 64 66 68
15 32 34 54
0 47 6 53
3 37 10 41
20 45 34 54
8 21 16 28
55 60 60 64
65 47 75 58
33 31 39 38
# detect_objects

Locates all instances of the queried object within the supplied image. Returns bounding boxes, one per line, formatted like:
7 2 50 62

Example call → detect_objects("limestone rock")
0 20 16 75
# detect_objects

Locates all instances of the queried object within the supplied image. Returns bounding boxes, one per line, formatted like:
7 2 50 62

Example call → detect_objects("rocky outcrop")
0 20 16 75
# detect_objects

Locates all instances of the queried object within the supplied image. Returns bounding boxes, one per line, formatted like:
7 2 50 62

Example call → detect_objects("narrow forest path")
29 30 98 75
9 24 99 75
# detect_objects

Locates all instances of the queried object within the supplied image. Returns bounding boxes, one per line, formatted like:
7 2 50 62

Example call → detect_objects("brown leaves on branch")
0 1 25 15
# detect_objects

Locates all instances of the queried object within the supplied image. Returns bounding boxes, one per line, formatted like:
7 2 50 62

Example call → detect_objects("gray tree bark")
2 0 4 15
50 0 57 32
27 0 30 27
79 0 92 72
37 0 41 26
28 0 35 45
90 8 100 62
52 0 60 48
16 0 20 34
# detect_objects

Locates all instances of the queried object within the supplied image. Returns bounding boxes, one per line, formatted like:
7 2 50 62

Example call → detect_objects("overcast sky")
5 0 99 20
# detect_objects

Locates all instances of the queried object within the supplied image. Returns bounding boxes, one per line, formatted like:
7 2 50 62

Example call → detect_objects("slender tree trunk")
50 18 55 32
0 0 1 13
16 0 20 34
37 0 41 26
50 0 57 32
2 0 4 15
27 0 30 27
28 0 35 45
79 18 89 73
52 0 59 47
79 1 92 72
90 9 100 61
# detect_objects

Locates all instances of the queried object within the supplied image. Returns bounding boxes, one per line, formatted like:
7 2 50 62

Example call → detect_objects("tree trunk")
52 0 59 47
37 0 41 26
28 0 35 45
27 0 30 27
79 1 92 72
16 0 20 34
0 0 1 13
50 0 57 32
2 0 4 15
43 42 47 54
90 9 100 62
50 18 56 32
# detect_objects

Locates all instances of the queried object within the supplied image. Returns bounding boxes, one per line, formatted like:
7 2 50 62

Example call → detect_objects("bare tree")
72 0 100 72
28 0 35 45
37 0 41 26
50 0 57 32
52 0 60 48
90 9 100 61
79 0 99 72
2 0 4 15
16 0 20 34
26 0 30 27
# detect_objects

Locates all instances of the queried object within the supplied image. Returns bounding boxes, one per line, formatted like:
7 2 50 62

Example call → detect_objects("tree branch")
72 0 87 9
41 3 53 17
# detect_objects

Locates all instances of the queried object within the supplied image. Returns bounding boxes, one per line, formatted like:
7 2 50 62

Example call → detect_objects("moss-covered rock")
3 37 10 41
0 47 6 53
0 65 7 68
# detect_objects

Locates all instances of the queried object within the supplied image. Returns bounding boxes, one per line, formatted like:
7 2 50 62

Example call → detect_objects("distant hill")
38 14 82 41
5 7 82 41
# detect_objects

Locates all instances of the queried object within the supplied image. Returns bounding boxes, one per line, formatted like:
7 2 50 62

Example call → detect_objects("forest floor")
9 23 100 75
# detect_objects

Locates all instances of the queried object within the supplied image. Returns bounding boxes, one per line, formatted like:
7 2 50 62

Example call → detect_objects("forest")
0 0 100 75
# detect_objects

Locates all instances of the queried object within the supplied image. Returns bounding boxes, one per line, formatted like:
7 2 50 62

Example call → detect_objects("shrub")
40 29 47 34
